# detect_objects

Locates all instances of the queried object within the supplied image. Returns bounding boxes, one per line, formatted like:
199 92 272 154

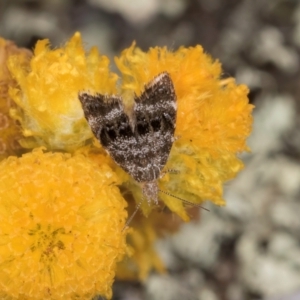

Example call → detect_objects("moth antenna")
122 198 145 232
158 189 210 212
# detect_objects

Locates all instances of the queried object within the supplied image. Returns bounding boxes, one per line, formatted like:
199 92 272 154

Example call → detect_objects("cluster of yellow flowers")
0 32 253 299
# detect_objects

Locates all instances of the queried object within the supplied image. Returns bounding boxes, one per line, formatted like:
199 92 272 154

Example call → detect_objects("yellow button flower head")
7 32 118 151
0 148 127 299
0 38 31 160
115 43 253 220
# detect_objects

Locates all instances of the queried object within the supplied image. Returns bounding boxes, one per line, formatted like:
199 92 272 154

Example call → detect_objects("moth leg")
160 169 180 178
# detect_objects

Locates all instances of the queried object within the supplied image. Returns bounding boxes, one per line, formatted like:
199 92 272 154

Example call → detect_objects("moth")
78 72 176 206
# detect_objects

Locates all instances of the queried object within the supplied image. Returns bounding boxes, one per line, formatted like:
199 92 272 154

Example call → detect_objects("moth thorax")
142 181 159 205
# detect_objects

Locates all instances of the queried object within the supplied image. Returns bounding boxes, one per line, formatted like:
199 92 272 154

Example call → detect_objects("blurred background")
1 0 300 299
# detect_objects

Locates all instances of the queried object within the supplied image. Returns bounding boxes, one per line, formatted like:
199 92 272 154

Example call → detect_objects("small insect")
79 72 176 205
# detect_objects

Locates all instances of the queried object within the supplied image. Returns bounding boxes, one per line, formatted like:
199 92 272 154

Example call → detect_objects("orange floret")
115 43 253 219
7 32 118 151
0 148 127 299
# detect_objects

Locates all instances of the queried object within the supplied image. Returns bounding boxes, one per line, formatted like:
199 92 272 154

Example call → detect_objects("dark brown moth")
78 72 176 205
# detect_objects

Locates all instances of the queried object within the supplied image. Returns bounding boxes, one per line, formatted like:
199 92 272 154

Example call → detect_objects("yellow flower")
0 37 31 160
0 148 127 299
116 197 202 281
116 199 166 281
7 32 118 151
2 32 253 284
115 43 253 220
117 224 165 281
